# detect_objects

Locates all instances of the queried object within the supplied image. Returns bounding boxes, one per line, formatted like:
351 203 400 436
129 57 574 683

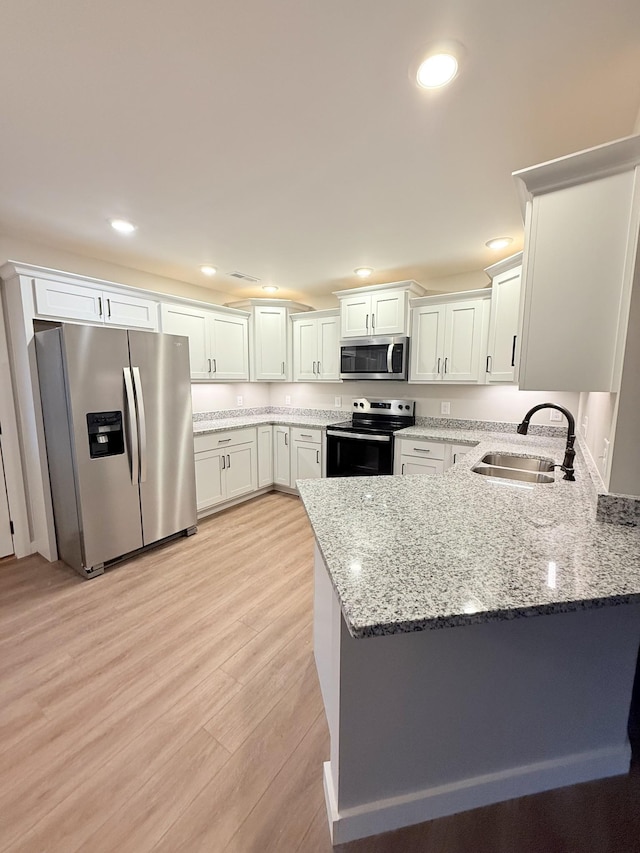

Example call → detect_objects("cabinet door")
225 444 258 500
209 313 249 381
194 448 225 511
254 307 288 380
410 305 445 381
487 267 521 382
443 300 484 382
371 291 407 336
399 455 444 476
340 294 371 338
317 316 340 380
34 278 104 324
449 444 472 467
273 426 291 486
258 425 273 488
104 292 158 330
160 304 210 379
293 318 318 381
292 441 322 483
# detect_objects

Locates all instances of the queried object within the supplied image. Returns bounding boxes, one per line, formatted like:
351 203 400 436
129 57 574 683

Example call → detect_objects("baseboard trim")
323 745 631 844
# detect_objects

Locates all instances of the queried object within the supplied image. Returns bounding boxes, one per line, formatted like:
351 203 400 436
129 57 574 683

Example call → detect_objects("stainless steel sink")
480 454 554 473
472 466 555 484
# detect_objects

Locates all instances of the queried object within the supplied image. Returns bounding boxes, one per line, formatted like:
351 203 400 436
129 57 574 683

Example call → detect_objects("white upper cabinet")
292 310 340 381
410 293 490 383
33 277 158 330
484 254 522 383
513 135 640 392
160 303 249 381
254 305 289 380
335 281 425 339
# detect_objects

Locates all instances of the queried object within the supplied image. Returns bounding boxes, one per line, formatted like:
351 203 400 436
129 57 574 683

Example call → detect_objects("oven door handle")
387 344 394 374
326 429 391 443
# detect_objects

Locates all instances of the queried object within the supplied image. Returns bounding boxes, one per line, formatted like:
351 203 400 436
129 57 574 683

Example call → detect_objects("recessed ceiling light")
416 52 458 89
200 265 217 276
262 285 279 294
485 237 513 250
354 267 373 278
109 218 137 234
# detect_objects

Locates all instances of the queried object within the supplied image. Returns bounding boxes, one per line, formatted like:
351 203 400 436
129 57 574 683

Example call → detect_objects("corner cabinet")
335 280 425 338
513 135 640 392
160 303 249 381
291 310 340 381
273 425 323 489
484 253 522 383
409 291 490 383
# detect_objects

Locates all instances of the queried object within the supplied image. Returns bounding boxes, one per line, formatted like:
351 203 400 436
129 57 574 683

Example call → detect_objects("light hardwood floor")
1 491 640 852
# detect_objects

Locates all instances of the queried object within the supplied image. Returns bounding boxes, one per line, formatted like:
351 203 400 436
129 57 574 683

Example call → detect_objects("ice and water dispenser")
86 411 125 458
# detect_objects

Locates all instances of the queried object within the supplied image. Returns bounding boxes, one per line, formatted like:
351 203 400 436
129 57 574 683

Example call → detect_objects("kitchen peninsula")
298 429 640 844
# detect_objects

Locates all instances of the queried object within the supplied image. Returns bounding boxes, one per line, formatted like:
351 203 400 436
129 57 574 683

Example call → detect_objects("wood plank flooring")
1 490 640 852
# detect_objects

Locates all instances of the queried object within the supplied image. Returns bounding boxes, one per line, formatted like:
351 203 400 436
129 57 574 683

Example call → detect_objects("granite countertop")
193 413 344 435
297 428 640 639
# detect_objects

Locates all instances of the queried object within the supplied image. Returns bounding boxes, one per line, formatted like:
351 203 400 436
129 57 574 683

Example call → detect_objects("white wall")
191 382 270 413
269 382 580 426
577 392 618 484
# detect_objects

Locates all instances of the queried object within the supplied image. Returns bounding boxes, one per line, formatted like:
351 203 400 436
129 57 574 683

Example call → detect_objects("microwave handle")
387 343 394 374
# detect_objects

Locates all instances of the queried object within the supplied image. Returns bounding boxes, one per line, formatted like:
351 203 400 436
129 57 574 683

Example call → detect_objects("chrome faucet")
516 403 576 481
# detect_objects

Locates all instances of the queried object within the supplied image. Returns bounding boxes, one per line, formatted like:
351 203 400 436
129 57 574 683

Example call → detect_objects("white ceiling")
1 0 640 305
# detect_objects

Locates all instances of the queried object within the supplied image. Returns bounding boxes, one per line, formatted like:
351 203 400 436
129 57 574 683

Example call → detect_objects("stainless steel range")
326 398 416 477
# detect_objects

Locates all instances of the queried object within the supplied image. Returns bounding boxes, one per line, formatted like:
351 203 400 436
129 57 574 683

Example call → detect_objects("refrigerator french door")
36 324 197 578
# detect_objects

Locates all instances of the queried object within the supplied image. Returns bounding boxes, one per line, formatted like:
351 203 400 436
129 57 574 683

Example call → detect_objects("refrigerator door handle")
123 367 139 486
132 366 148 483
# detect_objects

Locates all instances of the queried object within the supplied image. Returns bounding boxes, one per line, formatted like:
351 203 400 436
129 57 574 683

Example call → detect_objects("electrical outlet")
549 410 562 422
236 395 243 407
285 395 291 405
440 402 451 415
334 396 342 408
581 415 589 438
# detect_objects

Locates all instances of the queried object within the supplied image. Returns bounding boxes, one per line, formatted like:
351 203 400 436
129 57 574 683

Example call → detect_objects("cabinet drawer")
194 427 257 453
396 439 446 461
291 427 322 445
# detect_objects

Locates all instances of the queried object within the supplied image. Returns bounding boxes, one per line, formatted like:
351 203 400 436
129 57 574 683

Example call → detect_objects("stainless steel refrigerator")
36 323 197 578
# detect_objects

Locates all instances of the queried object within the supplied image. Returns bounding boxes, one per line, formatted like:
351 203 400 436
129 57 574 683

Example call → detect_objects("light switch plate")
440 402 451 415
549 410 562 422
236 395 243 406
582 415 589 437
285 395 291 405
334 396 342 408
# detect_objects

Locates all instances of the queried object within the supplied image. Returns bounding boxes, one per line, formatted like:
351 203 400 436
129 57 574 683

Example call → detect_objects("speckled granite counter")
193 413 344 434
298 429 640 638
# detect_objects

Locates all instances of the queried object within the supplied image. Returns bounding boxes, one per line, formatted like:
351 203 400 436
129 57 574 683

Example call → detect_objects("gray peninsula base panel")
314 547 640 844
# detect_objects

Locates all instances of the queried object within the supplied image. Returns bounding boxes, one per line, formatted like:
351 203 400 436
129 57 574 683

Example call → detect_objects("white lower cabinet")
394 438 476 476
194 428 257 512
273 426 291 486
449 444 472 465
258 425 273 488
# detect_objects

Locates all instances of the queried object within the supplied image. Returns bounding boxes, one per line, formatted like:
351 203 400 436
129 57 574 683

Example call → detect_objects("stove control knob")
353 402 357 407
359 402 365 408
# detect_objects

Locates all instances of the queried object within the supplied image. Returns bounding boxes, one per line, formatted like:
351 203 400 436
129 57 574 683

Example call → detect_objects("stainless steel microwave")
339 335 409 381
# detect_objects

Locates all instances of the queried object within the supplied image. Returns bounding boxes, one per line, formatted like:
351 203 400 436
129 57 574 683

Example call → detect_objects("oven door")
326 430 394 477
339 336 408 380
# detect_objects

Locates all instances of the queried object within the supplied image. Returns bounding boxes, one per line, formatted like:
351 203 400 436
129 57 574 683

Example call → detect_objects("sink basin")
480 454 554 473
472 466 554 484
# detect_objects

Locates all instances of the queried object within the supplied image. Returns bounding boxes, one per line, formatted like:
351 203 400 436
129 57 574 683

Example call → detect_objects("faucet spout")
516 403 576 481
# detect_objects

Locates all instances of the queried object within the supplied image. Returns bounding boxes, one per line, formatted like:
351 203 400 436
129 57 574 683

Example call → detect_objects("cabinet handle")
208 358 212 372
453 453 457 464
486 355 492 373
227 454 230 468
221 455 226 470
317 360 321 375
218 438 231 443
212 358 217 373
511 335 517 368
437 357 441 375
316 450 319 464
284 433 288 446
312 361 316 374
98 296 103 317
414 447 431 453
282 361 285 375
365 314 369 331
300 434 312 439
444 357 448 374
107 298 111 318
372 313 375 331
401 463 405 474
